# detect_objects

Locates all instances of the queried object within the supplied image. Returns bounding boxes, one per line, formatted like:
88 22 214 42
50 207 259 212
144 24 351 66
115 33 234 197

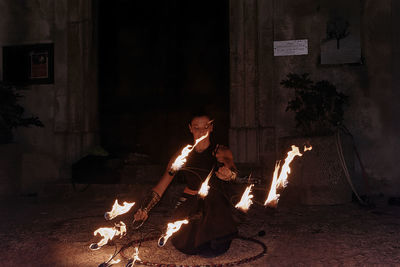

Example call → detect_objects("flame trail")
104 199 135 220
235 184 254 212
198 168 214 198
264 145 312 207
158 219 189 247
170 132 209 173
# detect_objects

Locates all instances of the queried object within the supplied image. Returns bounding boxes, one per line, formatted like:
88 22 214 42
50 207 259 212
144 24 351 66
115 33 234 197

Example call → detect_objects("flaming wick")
158 219 189 247
264 145 312 207
304 145 312 152
198 168 214 198
132 247 141 264
264 161 281 207
235 184 254 212
169 132 209 174
104 199 135 220
107 255 121 265
275 145 303 189
89 221 126 250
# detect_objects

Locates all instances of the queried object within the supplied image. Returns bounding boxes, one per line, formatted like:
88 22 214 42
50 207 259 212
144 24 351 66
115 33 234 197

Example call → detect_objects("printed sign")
273 39 308 56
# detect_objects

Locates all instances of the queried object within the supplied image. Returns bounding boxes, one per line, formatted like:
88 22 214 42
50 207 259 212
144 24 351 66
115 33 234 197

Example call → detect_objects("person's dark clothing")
170 144 238 257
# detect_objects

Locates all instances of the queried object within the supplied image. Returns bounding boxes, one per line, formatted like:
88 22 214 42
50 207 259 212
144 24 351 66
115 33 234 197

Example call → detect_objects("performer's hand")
134 208 149 222
216 165 235 181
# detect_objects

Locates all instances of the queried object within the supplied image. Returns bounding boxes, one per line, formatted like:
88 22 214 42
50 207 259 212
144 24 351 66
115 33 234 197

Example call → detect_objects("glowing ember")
264 145 312 207
170 132 209 173
235 184 254 212
198 168 214 198
104 199 135 220
90 221 127 250
158 219 189 247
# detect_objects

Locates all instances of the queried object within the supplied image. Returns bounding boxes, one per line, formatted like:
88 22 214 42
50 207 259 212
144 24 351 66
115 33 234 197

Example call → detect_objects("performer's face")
189 116 213 140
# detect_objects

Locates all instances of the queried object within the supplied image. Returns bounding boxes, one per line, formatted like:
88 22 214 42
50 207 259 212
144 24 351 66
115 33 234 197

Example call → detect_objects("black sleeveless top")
181 143 217 191
171 143 239 255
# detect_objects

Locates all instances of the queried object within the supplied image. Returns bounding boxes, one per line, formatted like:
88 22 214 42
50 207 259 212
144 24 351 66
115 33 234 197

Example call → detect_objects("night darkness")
98 0 229 162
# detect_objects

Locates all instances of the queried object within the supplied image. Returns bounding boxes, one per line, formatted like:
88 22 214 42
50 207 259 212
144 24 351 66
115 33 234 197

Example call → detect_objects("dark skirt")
170 179 238 256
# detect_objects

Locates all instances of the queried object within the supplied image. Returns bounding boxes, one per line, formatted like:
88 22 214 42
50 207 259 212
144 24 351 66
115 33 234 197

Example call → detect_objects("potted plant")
279 73 353 205
0 82 44 144
282 73 348 137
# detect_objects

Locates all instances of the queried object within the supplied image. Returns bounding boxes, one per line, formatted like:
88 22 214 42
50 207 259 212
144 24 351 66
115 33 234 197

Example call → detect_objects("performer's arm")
134 152 178 221
152 156 176 196
215 145 238 181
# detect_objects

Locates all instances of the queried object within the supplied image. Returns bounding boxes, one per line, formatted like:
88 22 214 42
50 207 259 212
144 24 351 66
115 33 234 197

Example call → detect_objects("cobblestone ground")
1 185 399 267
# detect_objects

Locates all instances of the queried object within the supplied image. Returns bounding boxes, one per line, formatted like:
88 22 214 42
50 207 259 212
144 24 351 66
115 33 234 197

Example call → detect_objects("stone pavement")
1 183 399 267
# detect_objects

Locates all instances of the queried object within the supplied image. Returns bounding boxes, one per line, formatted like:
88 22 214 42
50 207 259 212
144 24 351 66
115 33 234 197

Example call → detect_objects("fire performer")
134 110 239 257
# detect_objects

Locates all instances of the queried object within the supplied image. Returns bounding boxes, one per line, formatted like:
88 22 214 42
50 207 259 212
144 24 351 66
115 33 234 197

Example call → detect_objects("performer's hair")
189 108 212 125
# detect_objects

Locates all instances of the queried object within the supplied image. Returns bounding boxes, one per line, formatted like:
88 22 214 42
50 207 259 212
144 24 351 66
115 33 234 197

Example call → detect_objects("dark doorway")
98 0 229 163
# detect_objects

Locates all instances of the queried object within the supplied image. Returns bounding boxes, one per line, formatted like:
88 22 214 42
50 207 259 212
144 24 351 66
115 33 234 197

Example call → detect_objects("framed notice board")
3 43 54 84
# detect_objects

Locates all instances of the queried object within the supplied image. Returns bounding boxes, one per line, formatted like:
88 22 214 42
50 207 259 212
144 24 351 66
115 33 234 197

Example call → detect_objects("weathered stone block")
278 134 354 205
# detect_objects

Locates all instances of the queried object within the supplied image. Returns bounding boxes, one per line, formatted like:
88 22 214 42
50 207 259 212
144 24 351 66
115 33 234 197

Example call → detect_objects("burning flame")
132 247 141 264
198 168 214 198
264 162 281 207
235 184 254 212
90 221 127 250
104 199 135 220
304 145 312 152
275 145 303 189
158 219 189 247
264 145 312 207
107 256 121 265
170 132 209 172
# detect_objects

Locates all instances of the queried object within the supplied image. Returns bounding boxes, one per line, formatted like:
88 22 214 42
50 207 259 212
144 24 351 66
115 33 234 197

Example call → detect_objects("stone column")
229 0 276 176
54 0 98 165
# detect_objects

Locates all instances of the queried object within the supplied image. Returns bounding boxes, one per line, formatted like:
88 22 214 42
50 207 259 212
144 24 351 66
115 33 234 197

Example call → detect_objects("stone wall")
1 0 399 198
229 0 400 196
0 0 98 195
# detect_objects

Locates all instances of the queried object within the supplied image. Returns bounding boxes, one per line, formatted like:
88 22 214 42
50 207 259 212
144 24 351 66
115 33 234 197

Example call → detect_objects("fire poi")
132 247 141 264
235 184 255 212
90 221 127 250
169 132 209 175
106 256 121 265
265 145 312 207
104 199 135 220
158 219 189 247
198 167 214 198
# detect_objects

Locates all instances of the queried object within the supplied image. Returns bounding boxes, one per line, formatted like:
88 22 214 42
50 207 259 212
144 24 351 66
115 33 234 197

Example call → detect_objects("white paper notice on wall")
273 39 308 56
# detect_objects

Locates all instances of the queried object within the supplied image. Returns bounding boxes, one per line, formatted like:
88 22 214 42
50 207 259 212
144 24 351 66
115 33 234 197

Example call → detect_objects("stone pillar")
54 0 98 165
229 0 276 177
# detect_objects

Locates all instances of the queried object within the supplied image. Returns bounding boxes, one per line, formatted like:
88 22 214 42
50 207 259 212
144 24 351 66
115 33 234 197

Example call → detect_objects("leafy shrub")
282 73 348 136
